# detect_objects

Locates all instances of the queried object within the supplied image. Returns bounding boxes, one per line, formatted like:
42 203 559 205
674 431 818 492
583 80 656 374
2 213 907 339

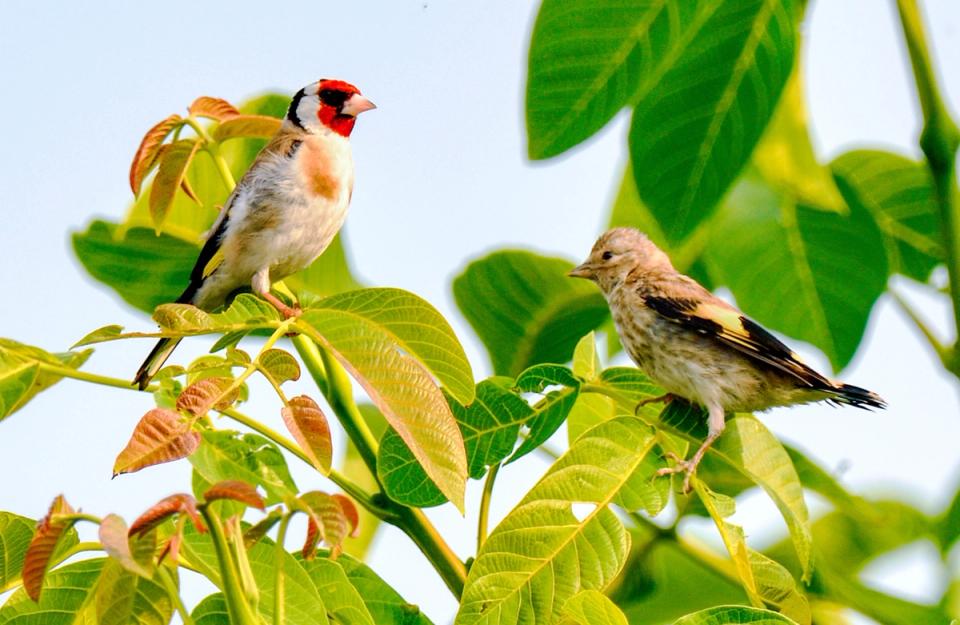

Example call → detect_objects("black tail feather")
830 383 886 410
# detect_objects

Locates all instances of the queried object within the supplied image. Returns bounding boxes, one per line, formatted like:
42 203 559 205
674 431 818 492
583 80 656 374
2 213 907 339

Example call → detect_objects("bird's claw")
656 452 697 494
634 393 674 415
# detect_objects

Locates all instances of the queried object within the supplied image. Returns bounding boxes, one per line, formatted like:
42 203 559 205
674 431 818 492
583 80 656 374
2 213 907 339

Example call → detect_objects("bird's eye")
318 89 349 108
601 251 614 261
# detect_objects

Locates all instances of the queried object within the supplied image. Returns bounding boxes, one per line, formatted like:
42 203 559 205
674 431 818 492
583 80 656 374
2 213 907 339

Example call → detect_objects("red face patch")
315 79 362 137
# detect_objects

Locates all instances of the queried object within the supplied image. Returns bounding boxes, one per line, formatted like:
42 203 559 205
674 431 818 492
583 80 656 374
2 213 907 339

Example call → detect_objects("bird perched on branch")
134 79 376 389
569 227 885 492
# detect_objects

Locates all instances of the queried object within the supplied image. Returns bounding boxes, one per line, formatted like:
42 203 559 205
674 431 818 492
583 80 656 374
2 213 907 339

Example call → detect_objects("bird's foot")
656 451 698 494
635 393 674 415
262 292 302 319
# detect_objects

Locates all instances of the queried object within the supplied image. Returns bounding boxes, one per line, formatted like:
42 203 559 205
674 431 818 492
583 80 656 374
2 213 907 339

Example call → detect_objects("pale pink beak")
568 263 594 279
342 93 377 117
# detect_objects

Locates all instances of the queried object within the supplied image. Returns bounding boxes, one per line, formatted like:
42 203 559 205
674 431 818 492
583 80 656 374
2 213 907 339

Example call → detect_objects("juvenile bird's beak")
342 94 377 117
568 263 594 279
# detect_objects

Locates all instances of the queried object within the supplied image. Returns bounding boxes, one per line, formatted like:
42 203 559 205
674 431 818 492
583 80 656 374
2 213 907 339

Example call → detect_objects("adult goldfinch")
134 79 375 390
570 227 885 492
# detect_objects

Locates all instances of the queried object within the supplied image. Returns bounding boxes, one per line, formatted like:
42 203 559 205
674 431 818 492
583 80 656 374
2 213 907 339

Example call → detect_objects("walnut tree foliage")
1 1 959 624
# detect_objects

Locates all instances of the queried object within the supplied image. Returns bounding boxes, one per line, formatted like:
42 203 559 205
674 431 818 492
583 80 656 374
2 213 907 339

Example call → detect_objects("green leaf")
192 593 229 625
378 371 579 508
297 289 471 510
563 590 628 625
526 0 722 159
189 430 297 505
661 406 812 580
672 606 800 625
453 250 609 376
455 416 664 625
0 340 92 421
71 220 197 313
752 72 845 213
692 482 810 624
334 553 434 625
630 0 799 244
180 526 330 625
703 172 888 370
299 558 375 625
95 559 173 625
0 558 104 625
303 288 473 404
831 150 941 282
938 478 960 553
567 333 619 442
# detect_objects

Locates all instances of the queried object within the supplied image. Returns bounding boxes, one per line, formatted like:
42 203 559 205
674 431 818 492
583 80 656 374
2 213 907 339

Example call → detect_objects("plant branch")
477 462 501 550
199 508 261 625
274 514 292 625
896 0 960 371
889 286 949 365
158 565 195 625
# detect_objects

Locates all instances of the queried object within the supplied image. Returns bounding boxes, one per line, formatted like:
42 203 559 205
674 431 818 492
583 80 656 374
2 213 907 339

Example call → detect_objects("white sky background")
1 1 959 623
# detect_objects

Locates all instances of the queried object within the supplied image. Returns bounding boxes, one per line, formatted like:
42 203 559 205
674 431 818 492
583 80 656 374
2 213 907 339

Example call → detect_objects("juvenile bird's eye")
601 251 614 261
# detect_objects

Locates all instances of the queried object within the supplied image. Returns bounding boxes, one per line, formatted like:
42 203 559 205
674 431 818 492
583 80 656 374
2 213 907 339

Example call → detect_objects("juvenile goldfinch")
134 79 375 389
570 228 885 492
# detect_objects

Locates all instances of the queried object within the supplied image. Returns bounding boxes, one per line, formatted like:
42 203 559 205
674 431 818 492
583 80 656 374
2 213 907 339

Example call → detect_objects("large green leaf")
94 559 173 625
0 340 91 422
192 593 229 625
455 416 665 625
378 369 580 507
672 606 799 625
297 289 470 510
0 558 104 624
563 590 629 625
303 288 473 405
526 0 722 159
693 483 810 624
659 405 812 580
334 552 433 625
189 430 298 505
0 513 36 593
831 150 941 282
299 558 375 625
630 0 799 244
453 250 609 376
703 173 888 370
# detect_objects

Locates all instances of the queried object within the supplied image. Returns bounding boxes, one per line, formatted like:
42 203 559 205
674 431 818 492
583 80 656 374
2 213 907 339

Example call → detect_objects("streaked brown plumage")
570 227 885 492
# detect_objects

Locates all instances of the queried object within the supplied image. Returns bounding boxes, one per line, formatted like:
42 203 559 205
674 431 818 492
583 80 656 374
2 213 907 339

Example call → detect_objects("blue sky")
1 1 959 622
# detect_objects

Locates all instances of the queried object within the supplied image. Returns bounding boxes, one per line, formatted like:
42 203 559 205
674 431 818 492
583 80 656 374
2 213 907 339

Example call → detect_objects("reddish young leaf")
129 493 205 537
281 395 332 473
258 349 301 386
98 514 152 577
203 480 265 510
189 96 240 121
299 491 353 559
113 408 200 476
213 115 282 142
129 114 182 195
149 139 201 229
176 376 239 416
23 495 76 601
180 176 200 204
332 494 360 538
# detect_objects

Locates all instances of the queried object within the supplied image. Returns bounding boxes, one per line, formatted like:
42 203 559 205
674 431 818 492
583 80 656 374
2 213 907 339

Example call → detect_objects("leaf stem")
199 508 261 625
158 565 195 625
273 514 292 625
477 463 501 550
35 362 141 391
896 0 960 372
889 286 949 365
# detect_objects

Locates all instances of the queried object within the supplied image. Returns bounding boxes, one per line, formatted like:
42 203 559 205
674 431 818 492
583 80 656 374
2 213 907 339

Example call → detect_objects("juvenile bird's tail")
133 337 182 390
828 383 886 410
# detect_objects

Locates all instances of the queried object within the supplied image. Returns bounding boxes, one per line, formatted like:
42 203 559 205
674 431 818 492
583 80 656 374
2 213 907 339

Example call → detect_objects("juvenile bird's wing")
641 277 830 389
